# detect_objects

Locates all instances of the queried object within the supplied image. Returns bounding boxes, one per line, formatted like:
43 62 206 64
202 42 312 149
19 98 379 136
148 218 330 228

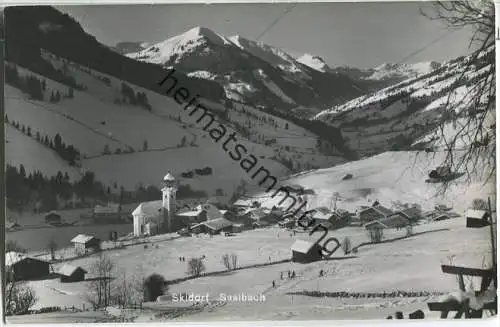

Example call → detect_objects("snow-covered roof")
233 199 251 207
57 264 87 277
163 172 175 181
241 207 270 220
365 214 409 229
5 252 48 266
360 205 393 218
398 207 422 220
291 240 317 254
132 200 163 217
193 218 233 231
45 210 60 217
71 234 97 244
176 206 205 217
466 209 488 219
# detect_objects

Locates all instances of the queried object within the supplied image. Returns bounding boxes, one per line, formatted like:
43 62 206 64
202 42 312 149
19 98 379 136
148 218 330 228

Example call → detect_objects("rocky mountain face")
127 26 365 117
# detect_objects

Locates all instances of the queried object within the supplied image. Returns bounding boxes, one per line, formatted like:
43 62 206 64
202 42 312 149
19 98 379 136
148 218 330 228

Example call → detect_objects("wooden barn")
71 234 101 254
44 211 62 225
291 240 323 263
5 252 51 281
57 264 88 282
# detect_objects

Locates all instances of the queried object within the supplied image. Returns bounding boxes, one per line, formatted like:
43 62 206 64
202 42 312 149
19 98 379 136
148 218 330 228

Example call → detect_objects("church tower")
161 172 177 232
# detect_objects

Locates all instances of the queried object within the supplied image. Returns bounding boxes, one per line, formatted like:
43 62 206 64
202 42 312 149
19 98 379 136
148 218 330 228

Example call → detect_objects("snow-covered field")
12 217 494 322
5 58 345 196
242 150 494 214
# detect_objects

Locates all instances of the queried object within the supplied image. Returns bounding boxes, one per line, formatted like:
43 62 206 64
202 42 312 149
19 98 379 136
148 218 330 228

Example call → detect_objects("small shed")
71 234 101 254
45 211 62 224
6 252 51 281
57 264 88 282
465 209 490 228
291 240 323 263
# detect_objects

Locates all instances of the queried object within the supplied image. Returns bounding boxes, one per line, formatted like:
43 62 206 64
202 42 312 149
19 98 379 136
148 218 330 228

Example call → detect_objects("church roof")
132 200 163 217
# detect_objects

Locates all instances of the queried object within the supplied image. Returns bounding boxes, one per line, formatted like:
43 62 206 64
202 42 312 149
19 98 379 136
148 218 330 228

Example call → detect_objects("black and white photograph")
1 0 497 323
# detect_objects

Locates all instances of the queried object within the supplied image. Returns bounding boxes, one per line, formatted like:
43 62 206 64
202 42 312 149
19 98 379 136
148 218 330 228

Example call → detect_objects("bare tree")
47 239 57 261
420 1 495 189
85 253 115 309
4 268 38 315
341 237 352 255
187 258 206 276
367 227 384 243
112 269 144 308
221 254 231 270
472 198 488 210
231 253 238 269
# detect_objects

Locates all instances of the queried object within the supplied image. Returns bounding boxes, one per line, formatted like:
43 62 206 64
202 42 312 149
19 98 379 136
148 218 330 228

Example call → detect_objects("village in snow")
3 2 497 323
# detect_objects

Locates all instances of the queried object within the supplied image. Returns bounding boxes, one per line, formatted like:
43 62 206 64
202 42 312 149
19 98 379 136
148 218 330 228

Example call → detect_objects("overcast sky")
57 2 477 69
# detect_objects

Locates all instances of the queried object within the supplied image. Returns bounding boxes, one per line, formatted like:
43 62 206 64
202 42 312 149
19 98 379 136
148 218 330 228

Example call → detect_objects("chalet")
175 205 207 225
57 264 87 283
71 234 101 254
44 211 62 225
311 207 344 229
232 199 251 208
219 210 236 221
291 240 323 263
239 207 275 227
364 214 410 230
359 205 393 224
6 252 51 281
191 218 234 235
392 207 423 223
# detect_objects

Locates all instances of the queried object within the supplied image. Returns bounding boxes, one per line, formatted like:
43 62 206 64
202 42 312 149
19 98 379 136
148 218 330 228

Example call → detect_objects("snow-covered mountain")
4 7 353 200
368 61 442 81
296 53 330 73
127 26 364 115
314 48 494 157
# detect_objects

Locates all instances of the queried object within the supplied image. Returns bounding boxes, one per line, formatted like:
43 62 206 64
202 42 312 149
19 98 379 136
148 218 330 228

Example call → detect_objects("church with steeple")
132 172 225 237
132 172 178 236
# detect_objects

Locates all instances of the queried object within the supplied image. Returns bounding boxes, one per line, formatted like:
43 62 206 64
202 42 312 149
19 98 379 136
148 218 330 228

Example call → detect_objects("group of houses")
131 173 289 237
5 233 104 283
5 252 88 283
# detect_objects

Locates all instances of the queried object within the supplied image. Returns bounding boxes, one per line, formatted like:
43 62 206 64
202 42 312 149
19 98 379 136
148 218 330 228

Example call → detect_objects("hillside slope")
240 151 494 213
5 124 81 181
314 47 493 157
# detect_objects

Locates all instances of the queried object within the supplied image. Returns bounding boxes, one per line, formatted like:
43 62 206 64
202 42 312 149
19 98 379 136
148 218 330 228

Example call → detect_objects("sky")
57 2 478 69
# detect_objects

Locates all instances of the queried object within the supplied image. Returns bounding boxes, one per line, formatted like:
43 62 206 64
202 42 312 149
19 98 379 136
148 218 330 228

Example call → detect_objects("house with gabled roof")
71 234 101 254
359 205 393 224
191 218 234 235
5 252 51 281
291 240 323 263
57 264 88 282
